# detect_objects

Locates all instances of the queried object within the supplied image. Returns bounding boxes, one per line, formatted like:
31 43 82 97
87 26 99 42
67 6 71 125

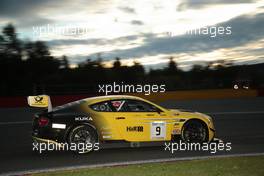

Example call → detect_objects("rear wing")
27 95 52 112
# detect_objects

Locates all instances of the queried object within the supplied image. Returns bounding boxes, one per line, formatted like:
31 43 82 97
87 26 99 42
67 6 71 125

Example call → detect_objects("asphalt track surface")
0 97 264 175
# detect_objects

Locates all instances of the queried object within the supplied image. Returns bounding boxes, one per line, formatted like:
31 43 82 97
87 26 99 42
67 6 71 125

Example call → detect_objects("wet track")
0 98 264 175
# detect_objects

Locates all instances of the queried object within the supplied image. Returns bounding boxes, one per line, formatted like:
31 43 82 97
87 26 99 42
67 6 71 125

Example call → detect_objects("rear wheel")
68 125 98 154
181 120 208 143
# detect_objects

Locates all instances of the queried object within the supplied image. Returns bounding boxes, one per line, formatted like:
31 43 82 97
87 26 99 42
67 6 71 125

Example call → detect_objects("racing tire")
181 120 208 143
68 125 98 154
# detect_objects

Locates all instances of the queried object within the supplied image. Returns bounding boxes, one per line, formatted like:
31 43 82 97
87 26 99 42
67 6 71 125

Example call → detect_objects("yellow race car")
29 95 215 152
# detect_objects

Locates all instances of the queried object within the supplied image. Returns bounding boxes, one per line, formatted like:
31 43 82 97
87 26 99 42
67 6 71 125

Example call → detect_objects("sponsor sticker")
127 126 144 132
75 116 93 121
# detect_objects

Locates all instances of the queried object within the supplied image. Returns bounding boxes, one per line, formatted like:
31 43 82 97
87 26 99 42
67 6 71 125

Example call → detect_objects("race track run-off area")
0 97 264 175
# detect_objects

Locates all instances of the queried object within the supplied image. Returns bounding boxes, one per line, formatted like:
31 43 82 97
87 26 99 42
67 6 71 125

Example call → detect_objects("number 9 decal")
156 126 161 136
151 122 166 139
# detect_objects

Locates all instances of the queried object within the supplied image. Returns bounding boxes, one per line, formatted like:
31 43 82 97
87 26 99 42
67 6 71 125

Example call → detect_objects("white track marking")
2 152 264 176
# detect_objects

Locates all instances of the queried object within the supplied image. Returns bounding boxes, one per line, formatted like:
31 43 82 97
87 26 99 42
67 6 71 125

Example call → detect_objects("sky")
0 0 264 70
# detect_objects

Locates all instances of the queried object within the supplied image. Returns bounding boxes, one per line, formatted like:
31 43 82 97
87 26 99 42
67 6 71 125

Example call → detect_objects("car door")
110 99 173 142
88 100 126 141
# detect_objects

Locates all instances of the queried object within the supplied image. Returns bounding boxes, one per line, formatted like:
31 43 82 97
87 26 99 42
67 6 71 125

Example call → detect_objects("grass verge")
34 156 264 176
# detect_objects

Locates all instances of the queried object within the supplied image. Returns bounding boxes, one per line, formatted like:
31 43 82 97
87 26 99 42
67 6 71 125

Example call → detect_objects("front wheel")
181 120 208 143
68 125 98 154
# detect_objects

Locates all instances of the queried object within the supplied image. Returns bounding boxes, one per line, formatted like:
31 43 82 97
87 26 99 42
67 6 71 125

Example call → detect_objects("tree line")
0 24 263 96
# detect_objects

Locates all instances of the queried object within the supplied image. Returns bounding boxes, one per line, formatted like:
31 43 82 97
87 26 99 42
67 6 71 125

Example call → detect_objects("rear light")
38 117 49 127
